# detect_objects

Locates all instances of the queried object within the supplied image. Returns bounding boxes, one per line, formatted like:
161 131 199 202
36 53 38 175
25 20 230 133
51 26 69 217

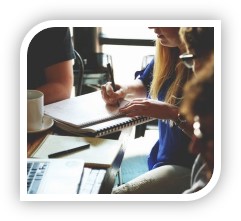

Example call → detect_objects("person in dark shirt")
28 27 75 104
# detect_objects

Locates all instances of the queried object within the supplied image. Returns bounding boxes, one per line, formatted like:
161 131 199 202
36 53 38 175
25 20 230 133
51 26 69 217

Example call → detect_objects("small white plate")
28 115 54 134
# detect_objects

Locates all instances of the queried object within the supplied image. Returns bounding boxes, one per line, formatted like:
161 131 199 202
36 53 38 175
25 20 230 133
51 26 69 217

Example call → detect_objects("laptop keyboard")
27 162 49 194
78 168 106 194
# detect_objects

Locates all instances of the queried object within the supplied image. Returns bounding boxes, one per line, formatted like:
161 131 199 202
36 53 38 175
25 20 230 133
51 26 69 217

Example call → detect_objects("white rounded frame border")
20 20 221 201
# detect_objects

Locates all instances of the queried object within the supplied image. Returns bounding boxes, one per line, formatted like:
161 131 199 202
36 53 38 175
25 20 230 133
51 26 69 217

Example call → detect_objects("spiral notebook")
44 91 154 137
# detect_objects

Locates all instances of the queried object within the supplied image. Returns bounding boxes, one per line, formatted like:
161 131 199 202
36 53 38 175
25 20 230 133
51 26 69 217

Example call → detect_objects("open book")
44 91 155 137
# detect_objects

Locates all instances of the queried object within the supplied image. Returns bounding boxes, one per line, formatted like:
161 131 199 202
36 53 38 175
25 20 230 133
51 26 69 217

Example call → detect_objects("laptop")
27 158 85 194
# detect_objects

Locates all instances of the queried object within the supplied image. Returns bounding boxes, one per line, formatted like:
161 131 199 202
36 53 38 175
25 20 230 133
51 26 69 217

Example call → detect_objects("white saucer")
28 115 54 134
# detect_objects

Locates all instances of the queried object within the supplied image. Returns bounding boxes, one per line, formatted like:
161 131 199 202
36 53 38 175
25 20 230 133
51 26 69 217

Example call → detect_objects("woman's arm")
119 98 193 137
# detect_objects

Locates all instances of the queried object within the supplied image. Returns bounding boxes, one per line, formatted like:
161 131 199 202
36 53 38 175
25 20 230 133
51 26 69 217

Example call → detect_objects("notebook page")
44 91 129 128
31 135 123 168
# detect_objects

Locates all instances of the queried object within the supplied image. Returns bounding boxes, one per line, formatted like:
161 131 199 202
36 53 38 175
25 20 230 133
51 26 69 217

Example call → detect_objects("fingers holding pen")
101 83 115 105
105 82 115 95
101 82 123 105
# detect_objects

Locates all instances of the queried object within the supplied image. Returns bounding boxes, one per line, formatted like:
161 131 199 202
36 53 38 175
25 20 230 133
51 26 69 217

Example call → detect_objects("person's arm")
36 60 74 105
101 79 147 105
119 98 193 137
121 79 148 98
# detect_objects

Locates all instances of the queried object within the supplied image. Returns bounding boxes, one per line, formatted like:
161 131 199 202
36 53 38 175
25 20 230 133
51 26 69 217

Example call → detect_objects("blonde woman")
101 28 195 193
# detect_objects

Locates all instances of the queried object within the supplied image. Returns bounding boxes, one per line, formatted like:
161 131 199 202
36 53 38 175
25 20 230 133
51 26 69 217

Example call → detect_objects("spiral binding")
78 113 125 128
55 116 155 137
95 116 153 137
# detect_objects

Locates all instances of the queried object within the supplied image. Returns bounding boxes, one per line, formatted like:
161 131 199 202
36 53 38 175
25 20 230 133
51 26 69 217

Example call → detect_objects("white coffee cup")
27 90 44 131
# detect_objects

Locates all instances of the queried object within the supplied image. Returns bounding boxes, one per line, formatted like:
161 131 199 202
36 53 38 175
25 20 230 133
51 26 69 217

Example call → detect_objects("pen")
48 144 90 158
107 63 120 107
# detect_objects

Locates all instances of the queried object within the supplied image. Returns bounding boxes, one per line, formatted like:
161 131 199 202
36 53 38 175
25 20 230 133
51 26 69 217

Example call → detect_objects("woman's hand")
101 82 126 105
119 98 179 120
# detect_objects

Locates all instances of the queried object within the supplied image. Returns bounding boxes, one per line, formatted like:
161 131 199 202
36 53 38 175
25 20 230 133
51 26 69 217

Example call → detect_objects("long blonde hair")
150 40 192 106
